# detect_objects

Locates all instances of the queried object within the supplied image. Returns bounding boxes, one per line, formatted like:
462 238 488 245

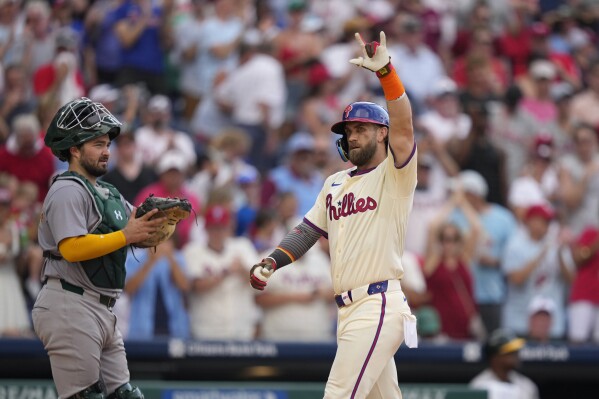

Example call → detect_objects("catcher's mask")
330 101 390 162
45 97 122 161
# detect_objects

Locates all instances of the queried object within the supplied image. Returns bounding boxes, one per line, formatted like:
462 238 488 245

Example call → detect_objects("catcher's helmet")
45 97 122 161
330 102 390 162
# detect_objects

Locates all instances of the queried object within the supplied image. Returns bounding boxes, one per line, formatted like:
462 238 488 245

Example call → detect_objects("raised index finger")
379 31 387 48
354 32 367 51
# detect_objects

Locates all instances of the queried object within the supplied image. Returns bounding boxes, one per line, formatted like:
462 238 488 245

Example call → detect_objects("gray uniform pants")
32 278 129 399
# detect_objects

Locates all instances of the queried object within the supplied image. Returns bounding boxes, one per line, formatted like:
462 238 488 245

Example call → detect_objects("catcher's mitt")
133 194 192 248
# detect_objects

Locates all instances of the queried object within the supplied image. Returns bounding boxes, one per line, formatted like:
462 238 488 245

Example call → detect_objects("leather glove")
349 31 392 76
250 259 276 291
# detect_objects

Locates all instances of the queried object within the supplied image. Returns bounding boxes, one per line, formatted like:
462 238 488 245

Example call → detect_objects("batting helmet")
330 102 390 162
45 97 122 161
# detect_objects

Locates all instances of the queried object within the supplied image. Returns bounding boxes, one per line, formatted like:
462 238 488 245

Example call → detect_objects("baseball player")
32 98 165 399
250 31 418 398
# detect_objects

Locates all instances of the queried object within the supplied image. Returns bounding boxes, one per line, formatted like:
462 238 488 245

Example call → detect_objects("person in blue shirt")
262 132 324 217
449 170 518 333
124 237 190 339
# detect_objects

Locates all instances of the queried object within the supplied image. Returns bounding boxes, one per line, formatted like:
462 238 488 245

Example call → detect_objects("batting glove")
250 259 276 291
349 31 394 78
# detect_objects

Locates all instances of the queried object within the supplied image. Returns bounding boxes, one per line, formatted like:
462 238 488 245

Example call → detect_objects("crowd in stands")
1 0 599 346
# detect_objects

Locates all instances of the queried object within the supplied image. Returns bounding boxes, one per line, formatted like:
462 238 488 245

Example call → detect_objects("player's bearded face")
79 143 109 177
348 132 378 167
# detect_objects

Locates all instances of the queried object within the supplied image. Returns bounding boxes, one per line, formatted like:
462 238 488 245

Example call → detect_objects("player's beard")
348 137 377 167
80 152 108 177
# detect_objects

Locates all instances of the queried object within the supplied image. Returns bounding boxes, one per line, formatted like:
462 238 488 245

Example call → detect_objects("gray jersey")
38 178 132 296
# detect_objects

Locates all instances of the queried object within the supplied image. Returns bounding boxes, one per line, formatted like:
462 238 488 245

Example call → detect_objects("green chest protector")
56 171 129 289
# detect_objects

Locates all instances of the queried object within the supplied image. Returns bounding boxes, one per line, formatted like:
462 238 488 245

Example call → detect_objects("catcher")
32 97 191 399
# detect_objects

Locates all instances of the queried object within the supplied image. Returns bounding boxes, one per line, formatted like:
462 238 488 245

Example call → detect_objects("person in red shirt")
567 227 599 344
134 150 200 249
422 186 483 340
0 114 55 202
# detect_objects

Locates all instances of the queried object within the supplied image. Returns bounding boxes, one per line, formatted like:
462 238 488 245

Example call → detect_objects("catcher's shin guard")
68 381 106 399
107 383 144 399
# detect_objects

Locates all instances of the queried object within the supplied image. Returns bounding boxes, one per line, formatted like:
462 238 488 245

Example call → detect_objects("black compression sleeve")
267 221 322 269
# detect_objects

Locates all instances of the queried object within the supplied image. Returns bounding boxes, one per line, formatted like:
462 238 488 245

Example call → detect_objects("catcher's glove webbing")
133 194 192 248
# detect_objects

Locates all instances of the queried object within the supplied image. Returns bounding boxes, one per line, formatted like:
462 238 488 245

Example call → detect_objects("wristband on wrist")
264 257 278 271
377 63 405 101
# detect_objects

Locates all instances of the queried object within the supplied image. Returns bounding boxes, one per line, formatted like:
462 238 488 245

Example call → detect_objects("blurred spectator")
419 77 471 145
470 329 539 399
0 64 37 133
318 18 371 107
123 237 190 340
250 208 281 254
570 59 599 128
567 225 599 344
502 204 574 339
405 150 453 257
497 8 533 79
234 167 261 238
0 187 31 337
555 123 599 236
451 0 494 58
527 296 556 344
113 0 174 95
450 170 518 333
183 205 260 340
134 94 197 168
173 0 242 122
24 0 57 75
297 63 346 141
452 27 509 96
188 127 256 207
262 132 324 217
388 13 446 111
82 0 125 86
100 131 157 204
527 21 581 92
518 59 558 129
507 135 559 222
272 0 325 119
33 27 85 126
0 113 55 202
11 180 43 302
255 237 334 342
0 0 27 67
448 101 508 206
548 81 576 154
423 187 483 340
88 83 142 133
134 150 200 247
215 31 287 173
489 84 534 184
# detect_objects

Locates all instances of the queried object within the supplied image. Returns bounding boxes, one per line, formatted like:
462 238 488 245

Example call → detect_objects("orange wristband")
378 64 405 101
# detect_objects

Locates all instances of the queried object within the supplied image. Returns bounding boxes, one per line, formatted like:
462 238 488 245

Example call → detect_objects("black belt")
43 251 63 260
58 279 117 309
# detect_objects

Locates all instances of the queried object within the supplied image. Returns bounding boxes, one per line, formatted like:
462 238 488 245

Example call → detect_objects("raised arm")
349 31 414 165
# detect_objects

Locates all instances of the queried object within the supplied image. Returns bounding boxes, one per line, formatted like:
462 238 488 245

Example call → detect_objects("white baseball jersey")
304 147 418 294
258 245 335 342
183 237 259 340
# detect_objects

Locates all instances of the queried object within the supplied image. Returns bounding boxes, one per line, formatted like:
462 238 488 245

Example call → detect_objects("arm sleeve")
267 221 322 269
58 231 127 263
